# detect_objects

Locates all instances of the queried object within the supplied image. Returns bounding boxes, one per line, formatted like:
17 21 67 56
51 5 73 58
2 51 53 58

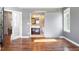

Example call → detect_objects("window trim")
64 8 70 32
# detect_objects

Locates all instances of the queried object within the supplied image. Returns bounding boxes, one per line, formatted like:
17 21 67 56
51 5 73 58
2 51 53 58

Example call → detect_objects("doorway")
31 12 45 38
4 10 12 46
3 9 22 47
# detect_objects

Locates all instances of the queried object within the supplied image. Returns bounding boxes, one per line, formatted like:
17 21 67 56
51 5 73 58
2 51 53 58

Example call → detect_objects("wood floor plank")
1 37 79 51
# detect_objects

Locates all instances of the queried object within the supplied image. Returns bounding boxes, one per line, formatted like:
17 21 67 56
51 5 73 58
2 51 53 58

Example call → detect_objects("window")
64 8 70 32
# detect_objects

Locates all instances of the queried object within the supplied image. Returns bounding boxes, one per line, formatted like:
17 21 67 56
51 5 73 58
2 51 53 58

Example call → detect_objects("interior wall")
63 7 79 44
44 12 62 37
22 8 63 38
22 11 30 36
4 8 63 38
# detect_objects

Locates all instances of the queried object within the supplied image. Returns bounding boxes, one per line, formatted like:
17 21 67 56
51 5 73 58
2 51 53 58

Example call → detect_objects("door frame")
30 12 46 38
4 9 22 40
4 8 13 38
29 13 32 37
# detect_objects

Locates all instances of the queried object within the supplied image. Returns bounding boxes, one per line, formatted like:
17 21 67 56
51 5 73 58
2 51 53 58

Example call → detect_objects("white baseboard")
11 36 20 40
59 36 79 47
11 36 30 40
21 36 30 38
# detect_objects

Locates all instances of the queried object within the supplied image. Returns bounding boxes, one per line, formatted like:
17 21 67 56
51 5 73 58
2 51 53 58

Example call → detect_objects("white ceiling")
4 7 63 13
22 8 62 13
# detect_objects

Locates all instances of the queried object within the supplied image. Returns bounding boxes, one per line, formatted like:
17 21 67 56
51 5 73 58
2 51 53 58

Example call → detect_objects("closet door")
0 8 3 44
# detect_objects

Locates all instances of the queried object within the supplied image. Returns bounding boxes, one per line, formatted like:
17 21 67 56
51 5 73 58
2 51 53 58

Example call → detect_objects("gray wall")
63 7 79 44
22 8 63 37
4 8 63 38
44 12 62 37
22 11 30 36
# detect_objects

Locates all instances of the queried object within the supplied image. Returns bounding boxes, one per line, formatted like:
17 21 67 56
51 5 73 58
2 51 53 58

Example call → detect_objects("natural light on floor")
34 39 58 42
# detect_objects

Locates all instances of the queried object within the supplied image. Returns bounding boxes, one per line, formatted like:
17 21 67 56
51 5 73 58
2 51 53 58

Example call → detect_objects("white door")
11 11 22 40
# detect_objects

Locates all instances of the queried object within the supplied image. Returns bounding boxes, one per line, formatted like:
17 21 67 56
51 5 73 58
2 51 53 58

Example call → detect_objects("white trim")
64 8 70 33
30 13 31 37
21 36 30 38
19 12 22 38
64 8 70 13
11 36 30 39
31 25 40 28
4 9 13 12
11 36 20 40
59 36 79 47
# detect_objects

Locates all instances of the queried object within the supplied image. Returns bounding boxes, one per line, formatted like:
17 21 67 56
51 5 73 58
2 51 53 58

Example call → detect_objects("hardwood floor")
0 44 1 51
1 37 79 51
